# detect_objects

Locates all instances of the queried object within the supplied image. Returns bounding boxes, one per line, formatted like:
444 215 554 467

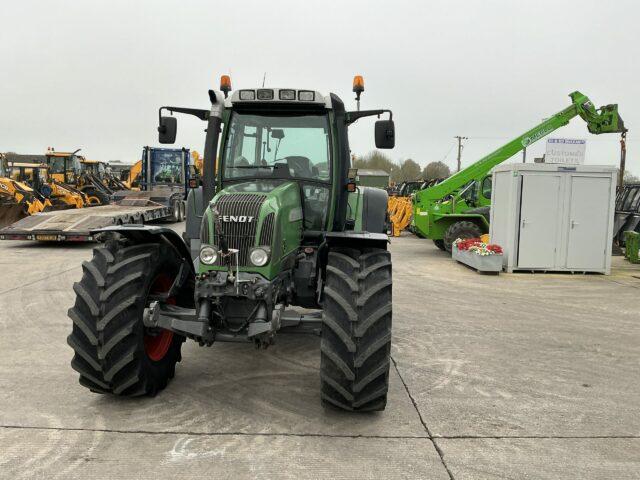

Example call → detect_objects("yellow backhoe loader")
10 159 88 209
44 149 98 206
0 156 52 227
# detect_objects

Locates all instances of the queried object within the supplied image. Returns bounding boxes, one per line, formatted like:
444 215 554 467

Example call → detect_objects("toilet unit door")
517 174 562 269
565 175 612 271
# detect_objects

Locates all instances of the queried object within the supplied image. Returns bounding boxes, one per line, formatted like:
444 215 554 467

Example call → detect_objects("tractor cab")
45 149 83 184
81 159 107 177
139 147 188 189
219 94 333 231
8 162 49 188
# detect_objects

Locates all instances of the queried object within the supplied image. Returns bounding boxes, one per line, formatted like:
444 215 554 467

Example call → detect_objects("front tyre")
443 221 482 253
67 240 185 396
320 247 392 411
433 239 446 251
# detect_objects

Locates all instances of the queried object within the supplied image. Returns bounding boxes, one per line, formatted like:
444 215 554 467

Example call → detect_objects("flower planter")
452 245 503 274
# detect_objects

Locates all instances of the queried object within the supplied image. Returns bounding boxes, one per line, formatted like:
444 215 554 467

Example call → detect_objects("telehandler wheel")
443 221 482 253
320 247 392 412
67 241 185 396
433 239 446 251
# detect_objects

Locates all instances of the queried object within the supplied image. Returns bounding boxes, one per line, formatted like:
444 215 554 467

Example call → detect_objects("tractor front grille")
212 194 267 267
259 213 275 246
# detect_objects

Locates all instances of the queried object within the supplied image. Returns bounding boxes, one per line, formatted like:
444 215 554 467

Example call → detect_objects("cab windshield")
48 155 82 175
222 112 331 182
151 150 183 184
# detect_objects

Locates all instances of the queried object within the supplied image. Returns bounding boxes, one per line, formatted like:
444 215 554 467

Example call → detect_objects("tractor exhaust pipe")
203 90 225 207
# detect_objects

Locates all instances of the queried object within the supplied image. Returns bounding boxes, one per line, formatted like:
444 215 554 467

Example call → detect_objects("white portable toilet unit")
489 163 616 274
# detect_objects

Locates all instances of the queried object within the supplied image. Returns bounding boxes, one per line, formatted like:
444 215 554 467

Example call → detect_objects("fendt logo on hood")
221 215 254 223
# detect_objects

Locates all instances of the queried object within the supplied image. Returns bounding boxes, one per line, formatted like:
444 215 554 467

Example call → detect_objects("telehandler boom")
413 91 625 251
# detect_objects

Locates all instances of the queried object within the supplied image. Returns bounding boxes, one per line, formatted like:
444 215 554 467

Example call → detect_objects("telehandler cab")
68 76 396 411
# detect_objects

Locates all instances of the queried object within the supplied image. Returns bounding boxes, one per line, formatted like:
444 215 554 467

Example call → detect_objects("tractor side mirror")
375 119 395 149
158 116 177 144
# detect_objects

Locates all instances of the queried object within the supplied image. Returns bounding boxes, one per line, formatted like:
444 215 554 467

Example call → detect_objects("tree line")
352 151 451 185
354 151 640 185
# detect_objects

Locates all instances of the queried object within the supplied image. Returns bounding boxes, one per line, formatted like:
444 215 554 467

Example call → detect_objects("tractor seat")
286 156 314 178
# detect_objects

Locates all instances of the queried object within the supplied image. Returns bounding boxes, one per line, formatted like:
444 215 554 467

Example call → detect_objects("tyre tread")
320 247 392 412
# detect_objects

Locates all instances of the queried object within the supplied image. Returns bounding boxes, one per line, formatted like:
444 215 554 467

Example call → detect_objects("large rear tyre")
433 239 446 251
320 247 392 412
67 240 185 396
443 221 483 253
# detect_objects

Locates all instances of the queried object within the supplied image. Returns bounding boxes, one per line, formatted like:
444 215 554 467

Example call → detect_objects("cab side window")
481 176 492 199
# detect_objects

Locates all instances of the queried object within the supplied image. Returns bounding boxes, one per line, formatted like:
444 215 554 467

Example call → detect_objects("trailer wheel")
67 241 185 396
320 247 392 412
443 221 483 253
171 199 181 222
179 201 186 221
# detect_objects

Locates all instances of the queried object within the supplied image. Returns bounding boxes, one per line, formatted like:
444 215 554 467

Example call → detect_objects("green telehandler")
413 91 625 252
67 77 396 411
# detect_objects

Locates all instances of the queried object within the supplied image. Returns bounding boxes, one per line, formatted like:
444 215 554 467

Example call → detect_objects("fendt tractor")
67 76 396 411
412 91 626 252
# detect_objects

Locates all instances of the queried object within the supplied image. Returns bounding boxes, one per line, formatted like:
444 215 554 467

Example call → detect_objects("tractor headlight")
249 247 270 267
200 245 218 265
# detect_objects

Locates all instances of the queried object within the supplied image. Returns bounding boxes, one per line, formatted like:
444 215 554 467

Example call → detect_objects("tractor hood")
200 180 303 279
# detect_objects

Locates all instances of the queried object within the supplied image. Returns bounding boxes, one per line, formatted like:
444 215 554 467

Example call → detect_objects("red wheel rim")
144 273 175 361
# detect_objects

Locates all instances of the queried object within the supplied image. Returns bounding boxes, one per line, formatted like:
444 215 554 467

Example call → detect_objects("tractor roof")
226 88 332 109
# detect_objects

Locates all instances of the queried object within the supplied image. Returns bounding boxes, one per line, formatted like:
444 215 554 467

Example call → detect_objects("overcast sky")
1 0 638 175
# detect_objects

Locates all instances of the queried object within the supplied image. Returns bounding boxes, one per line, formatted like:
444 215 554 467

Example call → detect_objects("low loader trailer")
0 198 171 242
0 146 194 241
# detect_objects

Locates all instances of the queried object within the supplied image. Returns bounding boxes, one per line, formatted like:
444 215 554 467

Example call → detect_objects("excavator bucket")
0 203 28 228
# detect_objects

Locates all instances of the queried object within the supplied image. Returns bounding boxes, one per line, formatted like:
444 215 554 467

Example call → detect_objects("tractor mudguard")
183 186 204 260
360 186 388 234
92 225 195 277
325 231 388 250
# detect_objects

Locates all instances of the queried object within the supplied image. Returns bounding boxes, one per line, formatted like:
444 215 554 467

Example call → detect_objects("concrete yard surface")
0 230 639 479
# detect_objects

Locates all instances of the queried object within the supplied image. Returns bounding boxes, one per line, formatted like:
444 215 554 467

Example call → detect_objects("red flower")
453 238 503 255
454 238 483 251
486 244 503 254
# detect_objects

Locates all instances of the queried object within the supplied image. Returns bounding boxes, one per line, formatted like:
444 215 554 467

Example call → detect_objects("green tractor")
67 77 396 411
413 91 626 252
